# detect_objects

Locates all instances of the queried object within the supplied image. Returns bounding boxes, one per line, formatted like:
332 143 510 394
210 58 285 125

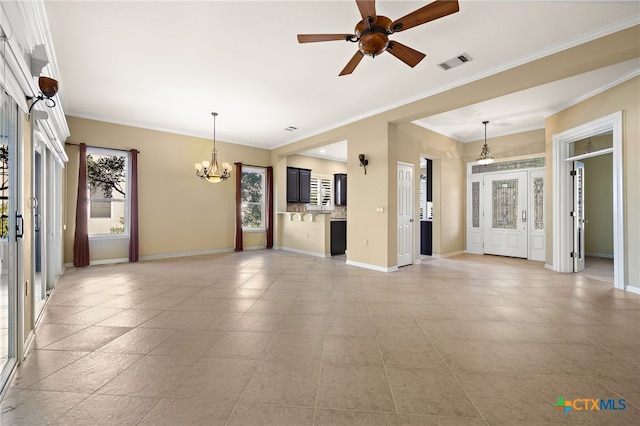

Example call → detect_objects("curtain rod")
235 162 271 169
65 142 140 154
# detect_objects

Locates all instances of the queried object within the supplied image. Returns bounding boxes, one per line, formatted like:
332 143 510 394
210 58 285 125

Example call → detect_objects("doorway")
419 158 433 256
579 153 614 281
466 157 546 261
552 111 626 291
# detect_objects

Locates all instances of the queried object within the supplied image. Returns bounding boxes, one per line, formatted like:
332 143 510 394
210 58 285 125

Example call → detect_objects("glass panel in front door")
492 179 518 229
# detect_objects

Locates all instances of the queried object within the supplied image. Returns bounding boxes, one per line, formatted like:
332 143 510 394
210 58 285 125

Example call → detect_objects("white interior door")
573 161 585 272
397 162 413 267
483 171 528 258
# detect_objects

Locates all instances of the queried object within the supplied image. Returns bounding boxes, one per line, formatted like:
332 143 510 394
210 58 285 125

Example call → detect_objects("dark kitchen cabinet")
287 167 311 203
334 173 347 206
331 220 347 255
420 220 433 256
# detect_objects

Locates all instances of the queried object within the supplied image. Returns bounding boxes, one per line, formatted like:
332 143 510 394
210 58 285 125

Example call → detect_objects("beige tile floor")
1 251 639 425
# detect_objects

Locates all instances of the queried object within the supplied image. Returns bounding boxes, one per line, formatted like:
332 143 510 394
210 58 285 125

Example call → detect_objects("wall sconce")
359 154 369 175
28 76 58 114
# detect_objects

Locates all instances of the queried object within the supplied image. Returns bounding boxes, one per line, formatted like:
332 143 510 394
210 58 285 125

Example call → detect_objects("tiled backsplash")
331 205 347 219
286 203 347 220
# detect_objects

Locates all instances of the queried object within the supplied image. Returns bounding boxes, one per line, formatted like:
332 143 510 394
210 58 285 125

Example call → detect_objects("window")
241 167 265 230
310 175 332 207
87 147 128 236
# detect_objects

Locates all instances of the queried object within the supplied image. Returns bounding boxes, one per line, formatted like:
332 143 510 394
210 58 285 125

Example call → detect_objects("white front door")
483 171 528 258
397 162 413 267
573 161 586 272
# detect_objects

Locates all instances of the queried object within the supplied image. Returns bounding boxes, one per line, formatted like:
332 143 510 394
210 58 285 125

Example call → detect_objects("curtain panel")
128 149 139 262
234 162 243 251
73 143 90 266
266 166 274 248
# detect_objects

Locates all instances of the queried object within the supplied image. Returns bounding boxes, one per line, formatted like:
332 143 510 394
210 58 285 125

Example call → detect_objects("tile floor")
1 251 639 425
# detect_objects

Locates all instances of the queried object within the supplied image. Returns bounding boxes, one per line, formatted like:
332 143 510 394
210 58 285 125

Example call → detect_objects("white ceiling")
44 1 639 161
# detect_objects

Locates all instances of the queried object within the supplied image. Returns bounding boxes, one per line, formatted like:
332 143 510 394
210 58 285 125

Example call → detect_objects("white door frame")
552 111 627 291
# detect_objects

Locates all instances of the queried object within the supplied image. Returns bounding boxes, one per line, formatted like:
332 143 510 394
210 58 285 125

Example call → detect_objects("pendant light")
477 120 495 165
195 112 232 183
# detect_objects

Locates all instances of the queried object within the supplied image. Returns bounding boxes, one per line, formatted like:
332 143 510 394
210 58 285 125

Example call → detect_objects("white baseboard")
544 263 556 271
585 252 614 259
141 248 234 261
431 250 465 259
625 285 640 295
346 259 398 273
243 245 267 251
64 248 236 268
278 246 330 258
64 257 129 267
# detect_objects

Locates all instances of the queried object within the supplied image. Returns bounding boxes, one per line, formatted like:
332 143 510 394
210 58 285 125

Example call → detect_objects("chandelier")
477 120 495 165
195 112 231 183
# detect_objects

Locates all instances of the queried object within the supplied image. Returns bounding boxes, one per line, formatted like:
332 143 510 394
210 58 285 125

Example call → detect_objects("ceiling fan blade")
356 0 377 24
386 41 426 68
297 34 354 43
339 51 364 76
391 0 459 33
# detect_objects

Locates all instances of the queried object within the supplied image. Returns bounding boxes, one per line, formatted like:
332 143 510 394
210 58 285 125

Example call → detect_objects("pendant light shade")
477 120 495 165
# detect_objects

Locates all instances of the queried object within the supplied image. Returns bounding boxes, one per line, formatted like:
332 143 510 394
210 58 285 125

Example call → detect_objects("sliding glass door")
0 89 19 392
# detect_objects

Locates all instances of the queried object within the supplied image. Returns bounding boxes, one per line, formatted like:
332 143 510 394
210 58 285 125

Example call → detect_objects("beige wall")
286 154 347 175
545 76 639 286
583 153 614 257
462 129 546 161
64 117 271 263
280 213 331 256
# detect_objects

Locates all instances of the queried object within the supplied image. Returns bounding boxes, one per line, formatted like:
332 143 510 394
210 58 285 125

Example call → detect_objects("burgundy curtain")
128 149 139 262
266 166 274 248
73 143 90 266
234 162 243 251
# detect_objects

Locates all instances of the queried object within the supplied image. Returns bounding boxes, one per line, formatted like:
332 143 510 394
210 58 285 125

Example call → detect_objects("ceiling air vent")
284 126 298 132
438 53 472 71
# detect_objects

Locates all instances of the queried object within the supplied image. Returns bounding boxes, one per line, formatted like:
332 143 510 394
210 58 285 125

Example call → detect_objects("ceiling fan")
297 0 460 76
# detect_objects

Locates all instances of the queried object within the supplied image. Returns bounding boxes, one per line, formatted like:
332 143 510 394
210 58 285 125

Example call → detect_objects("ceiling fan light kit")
297 0 460 75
